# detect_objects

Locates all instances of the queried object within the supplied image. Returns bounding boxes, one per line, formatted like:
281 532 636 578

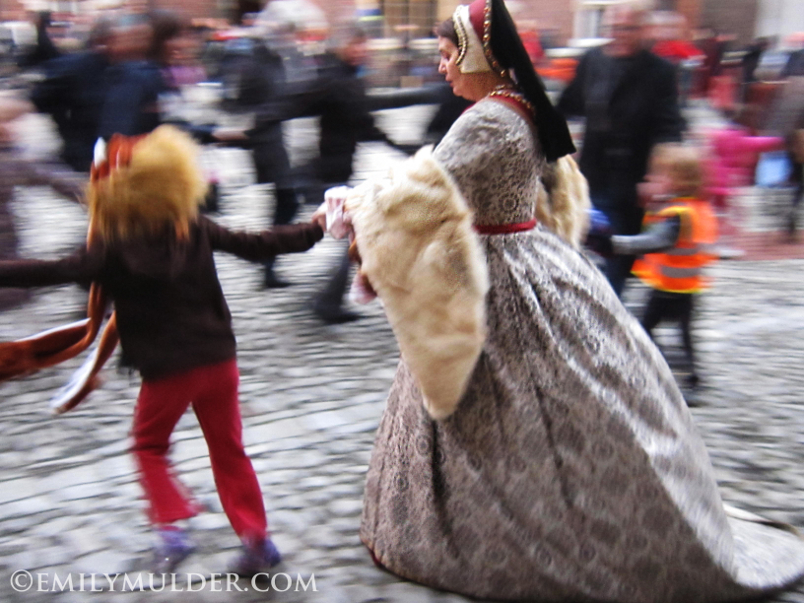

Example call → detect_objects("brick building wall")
159 0 225 20
0 0 344 26
674 0 700 31
521 0 574 47
432 0 573 45
0 0 759 50
1 0 29 21
700 0 757 46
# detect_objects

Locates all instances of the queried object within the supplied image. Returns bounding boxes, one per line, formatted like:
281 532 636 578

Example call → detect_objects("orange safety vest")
632 198 718 294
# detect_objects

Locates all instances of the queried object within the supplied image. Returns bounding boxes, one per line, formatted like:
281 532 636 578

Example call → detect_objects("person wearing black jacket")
16 11 61 70
29 20 112 172
558 5 684 297
31 14 169 170
246 25 407 321
236 36 301 288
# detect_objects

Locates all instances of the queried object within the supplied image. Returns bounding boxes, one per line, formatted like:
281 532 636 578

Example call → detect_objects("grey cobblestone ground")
1 103 803 602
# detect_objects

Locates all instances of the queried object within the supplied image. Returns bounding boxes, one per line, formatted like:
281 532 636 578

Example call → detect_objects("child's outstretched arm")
611 215 682 256
587 215 681 257
203 216 325 262
0 247 100 289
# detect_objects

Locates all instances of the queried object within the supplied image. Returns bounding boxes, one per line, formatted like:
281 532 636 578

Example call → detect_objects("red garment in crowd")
519 30 544 63
652 39 704 64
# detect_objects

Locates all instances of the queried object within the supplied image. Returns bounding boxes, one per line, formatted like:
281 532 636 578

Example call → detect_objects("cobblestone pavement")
0 103 803 603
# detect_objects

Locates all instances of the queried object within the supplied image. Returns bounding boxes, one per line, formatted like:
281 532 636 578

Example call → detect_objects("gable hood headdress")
452 0 575 162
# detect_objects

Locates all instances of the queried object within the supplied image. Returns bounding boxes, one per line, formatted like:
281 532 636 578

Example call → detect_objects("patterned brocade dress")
359 100 804 602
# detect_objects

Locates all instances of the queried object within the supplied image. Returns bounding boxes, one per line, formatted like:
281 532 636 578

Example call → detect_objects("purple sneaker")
151 528 195 574
228 538 282 578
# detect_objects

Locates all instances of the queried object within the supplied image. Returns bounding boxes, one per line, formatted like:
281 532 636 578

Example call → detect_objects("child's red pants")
132 359 267 542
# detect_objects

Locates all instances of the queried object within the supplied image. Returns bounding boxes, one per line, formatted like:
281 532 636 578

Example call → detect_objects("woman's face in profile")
438 36 470 99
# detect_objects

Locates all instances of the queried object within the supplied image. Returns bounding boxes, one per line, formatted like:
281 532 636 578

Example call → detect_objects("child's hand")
212 128 248 142
585 209 613 257
585 231 614 257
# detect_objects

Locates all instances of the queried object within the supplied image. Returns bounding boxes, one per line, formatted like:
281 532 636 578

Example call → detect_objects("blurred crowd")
1 0 804 592
0 0 803 318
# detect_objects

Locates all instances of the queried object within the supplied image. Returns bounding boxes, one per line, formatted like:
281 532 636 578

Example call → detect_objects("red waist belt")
474 218 537 235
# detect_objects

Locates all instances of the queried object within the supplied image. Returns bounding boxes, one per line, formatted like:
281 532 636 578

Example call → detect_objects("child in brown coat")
0 125 324 576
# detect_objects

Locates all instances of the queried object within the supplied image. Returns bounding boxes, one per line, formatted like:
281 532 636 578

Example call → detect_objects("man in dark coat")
30 20 112 172
30 14 166 172
237 36 300 288
558 5 684 297
246 25 405 320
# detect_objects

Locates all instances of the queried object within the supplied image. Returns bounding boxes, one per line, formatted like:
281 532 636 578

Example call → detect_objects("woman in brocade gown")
324 0 804 600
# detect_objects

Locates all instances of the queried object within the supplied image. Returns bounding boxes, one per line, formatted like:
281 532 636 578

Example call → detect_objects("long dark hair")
147 9 186 65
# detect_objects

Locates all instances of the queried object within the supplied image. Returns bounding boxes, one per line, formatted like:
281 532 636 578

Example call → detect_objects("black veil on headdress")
486 0 575 162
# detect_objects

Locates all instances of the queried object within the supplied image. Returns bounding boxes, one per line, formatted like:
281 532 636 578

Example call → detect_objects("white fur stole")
345 147 489 420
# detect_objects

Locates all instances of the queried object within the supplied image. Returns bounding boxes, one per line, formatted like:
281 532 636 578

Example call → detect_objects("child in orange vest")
588 143 717 392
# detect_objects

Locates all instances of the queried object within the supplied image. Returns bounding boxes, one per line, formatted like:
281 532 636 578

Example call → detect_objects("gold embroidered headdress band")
453 1 497 74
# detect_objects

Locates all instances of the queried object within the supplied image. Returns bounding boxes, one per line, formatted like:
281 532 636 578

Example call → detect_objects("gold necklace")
487 85 535 115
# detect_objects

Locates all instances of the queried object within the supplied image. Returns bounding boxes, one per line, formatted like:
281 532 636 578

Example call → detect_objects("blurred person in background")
558 3 684 297
242 28 299 289
97 13 164 140
16 10 61 70
213 17 301 288
649 11 704 106
781 36 804 78
765 34 804 238
693 25 730 97
32 11 217 178
788 127 804 238
0 95 84 309
148 9 207 88
239 23 408 319
101 12 222 147
30 15 113 172
741 37 770 92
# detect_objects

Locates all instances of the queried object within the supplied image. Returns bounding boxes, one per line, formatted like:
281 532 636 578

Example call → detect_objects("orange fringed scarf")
0 284 119 413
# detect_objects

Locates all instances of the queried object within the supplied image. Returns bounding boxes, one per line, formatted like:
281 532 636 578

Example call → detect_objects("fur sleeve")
345 147 489 420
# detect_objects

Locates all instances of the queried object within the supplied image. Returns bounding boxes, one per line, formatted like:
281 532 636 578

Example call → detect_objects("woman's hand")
311 203 328 231
321 186 353 239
